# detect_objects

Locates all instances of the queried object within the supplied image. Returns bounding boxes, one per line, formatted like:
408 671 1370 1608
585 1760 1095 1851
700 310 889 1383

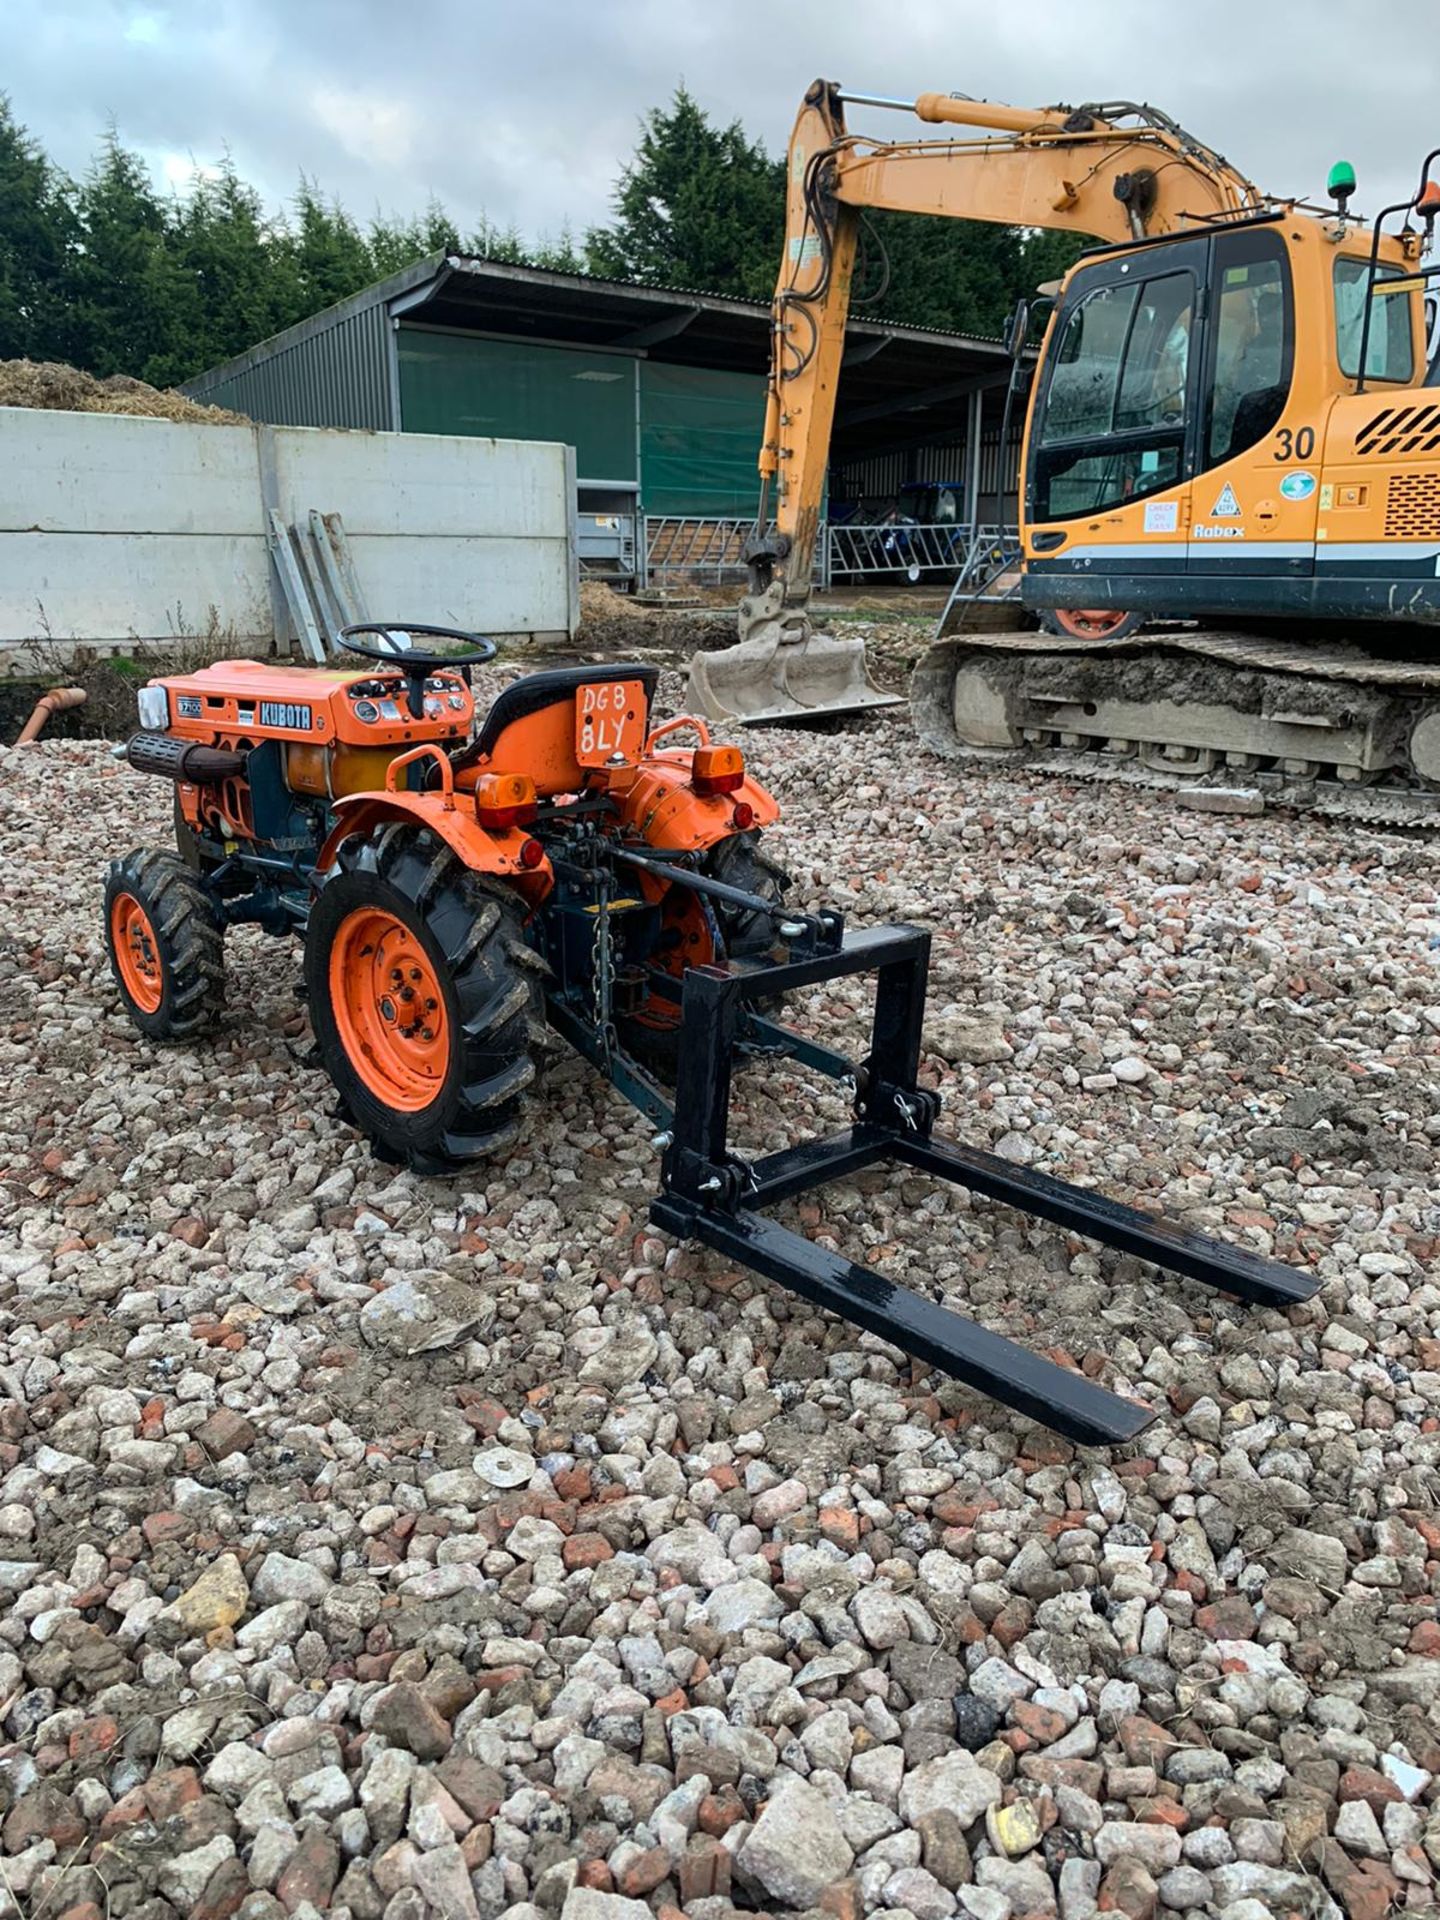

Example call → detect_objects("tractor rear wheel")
306 825 544 1174
707 832 790 957
105 849 226 1041
618 831 790 1081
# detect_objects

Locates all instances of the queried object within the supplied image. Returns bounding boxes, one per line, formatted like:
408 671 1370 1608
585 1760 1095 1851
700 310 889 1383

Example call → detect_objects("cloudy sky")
5 0 1437 244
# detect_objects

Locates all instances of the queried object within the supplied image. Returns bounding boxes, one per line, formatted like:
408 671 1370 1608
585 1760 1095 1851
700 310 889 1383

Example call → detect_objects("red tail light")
518 837 546 870
732 801 756 830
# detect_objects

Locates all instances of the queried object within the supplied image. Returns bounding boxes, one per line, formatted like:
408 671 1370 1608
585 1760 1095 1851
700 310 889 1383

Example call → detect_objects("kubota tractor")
107 624 784 1173
107 623 1318 1444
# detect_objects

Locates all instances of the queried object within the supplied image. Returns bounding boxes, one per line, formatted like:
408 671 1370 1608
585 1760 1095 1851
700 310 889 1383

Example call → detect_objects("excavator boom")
687 79 1272 724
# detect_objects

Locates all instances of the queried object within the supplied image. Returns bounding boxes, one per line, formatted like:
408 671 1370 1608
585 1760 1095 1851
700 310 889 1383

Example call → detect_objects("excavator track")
919 739 1440 831
912 627 1440 829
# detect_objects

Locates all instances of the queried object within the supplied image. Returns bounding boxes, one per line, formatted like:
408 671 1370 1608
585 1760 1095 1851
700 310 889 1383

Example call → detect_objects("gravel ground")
2 683 1440 1920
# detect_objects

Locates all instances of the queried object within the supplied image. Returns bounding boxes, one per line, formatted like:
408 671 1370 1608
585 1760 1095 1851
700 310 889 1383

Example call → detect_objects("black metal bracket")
648 920 1319 1446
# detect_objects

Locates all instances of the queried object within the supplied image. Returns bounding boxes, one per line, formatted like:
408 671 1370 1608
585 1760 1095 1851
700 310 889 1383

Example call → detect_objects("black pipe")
1356 149 1440 395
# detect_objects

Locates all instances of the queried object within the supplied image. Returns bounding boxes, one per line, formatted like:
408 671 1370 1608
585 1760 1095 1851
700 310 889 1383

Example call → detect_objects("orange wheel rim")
330 907 450 1111
1054 608 1131 639
112 892 163 1014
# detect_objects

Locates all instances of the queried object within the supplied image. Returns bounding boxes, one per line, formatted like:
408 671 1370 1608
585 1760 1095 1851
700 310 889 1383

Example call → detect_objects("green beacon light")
1328 161 1357 213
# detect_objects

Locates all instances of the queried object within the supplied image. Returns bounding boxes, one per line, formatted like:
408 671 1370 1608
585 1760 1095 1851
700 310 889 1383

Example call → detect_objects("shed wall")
834 420 1023 514
396 326 771 515
639 362 763 517
397 328 637 483
184 302 395 429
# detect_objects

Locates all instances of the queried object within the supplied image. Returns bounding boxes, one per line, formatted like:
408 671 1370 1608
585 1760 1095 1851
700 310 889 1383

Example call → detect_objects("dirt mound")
577 577 731 661
0 359 246 424
580 579 654 625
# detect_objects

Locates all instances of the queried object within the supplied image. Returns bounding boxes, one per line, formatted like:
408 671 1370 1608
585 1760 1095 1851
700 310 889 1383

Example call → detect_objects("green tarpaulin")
639 361 764 517
398 328 637 481
397 327 767 515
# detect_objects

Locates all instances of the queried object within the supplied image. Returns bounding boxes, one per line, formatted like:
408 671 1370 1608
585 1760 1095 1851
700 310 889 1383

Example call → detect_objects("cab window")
1335 258 1416 383
1117 275 1193 430
1203 232 1292 466
1032 270 1193 520
1039 282 1140 444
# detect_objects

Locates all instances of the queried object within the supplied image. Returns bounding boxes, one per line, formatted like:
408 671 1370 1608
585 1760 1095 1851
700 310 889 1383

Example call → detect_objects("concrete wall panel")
4 532 272 646
270 425 568 539
0 407 576 650
343 537 574 636
1 410 264 537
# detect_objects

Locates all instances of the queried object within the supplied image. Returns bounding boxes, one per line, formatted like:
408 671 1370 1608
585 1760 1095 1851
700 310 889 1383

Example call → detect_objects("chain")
591 865 619 1067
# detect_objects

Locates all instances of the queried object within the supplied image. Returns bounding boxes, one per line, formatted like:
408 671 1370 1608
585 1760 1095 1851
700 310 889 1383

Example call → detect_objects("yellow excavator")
686 81 1440 813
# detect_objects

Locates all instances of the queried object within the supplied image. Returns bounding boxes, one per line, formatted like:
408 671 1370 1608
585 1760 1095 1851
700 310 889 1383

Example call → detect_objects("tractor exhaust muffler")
124 733 247 784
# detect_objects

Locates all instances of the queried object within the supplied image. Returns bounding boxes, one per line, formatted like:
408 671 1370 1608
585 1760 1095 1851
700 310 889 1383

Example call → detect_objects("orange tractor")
108 625 1317 1443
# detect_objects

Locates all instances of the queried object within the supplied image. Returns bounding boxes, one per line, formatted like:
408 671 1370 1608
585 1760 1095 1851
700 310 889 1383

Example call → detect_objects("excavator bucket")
685 578 903 727
686 627 902 726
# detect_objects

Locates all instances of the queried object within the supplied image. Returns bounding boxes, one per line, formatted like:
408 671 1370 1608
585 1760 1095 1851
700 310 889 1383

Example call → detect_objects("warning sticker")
1210 483 1243 519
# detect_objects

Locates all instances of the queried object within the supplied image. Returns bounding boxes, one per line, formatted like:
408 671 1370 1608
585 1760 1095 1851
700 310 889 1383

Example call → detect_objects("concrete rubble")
1 687 1439 1920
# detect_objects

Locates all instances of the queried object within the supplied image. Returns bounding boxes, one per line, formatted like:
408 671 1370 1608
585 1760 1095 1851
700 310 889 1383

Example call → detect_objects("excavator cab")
928 190 1440 790
1018 215 1436 635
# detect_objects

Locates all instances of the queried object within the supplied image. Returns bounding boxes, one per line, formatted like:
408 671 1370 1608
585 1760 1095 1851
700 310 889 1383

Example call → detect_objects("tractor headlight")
136 686 169 731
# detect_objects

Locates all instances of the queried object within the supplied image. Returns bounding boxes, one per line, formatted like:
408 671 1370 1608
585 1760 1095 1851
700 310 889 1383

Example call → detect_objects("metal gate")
644 516 1019 590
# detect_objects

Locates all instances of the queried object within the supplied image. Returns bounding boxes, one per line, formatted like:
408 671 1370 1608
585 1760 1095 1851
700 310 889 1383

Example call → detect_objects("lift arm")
755 79 1266 601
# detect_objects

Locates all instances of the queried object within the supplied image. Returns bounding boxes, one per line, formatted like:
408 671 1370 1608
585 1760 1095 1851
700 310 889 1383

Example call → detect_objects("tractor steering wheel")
338 623 497 720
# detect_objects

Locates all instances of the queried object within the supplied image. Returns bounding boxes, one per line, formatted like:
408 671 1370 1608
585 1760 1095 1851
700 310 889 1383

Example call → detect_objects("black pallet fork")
637 912 1318 1446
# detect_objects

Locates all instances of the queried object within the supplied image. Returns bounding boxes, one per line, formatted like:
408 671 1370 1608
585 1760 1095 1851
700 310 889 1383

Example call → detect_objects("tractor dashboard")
143 660 475 750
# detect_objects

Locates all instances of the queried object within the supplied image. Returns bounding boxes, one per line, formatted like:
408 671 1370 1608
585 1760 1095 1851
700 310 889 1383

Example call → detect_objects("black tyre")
105 849 226 1041
706 831 790 957
305 825 544 1174
618 831 790 1081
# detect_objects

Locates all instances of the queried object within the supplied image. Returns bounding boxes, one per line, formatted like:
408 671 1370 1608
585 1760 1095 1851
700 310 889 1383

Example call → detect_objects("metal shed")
183 254 1022 585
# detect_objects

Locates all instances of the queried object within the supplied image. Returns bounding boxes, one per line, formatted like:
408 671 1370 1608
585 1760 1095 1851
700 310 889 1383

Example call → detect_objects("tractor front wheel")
105 849 226 1040
306 826 544 1174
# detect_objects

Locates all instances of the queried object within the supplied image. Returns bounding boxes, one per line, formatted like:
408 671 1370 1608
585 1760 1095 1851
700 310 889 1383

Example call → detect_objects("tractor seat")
454 663 660 772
